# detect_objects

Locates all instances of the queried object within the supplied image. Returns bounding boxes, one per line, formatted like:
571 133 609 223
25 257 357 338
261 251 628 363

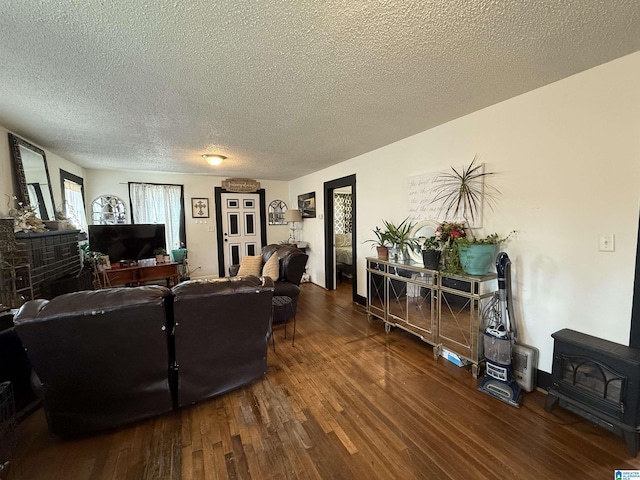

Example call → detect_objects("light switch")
598 233 615 252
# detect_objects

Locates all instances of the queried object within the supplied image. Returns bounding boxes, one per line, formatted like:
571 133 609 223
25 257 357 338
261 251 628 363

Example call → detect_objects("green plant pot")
171 248 187 263
422 250 441 270
457 244 498 275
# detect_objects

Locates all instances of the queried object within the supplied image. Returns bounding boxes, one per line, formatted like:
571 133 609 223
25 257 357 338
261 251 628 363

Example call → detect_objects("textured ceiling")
0 1 639 181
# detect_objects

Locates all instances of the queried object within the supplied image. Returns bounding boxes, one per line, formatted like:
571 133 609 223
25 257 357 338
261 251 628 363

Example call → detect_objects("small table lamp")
284 209 302 243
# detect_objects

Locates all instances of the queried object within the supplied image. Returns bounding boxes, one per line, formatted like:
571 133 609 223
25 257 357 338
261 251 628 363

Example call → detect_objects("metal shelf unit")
366 257 497 377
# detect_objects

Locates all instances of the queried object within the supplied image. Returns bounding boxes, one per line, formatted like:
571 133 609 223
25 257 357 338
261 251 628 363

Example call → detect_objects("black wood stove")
545 328 640 455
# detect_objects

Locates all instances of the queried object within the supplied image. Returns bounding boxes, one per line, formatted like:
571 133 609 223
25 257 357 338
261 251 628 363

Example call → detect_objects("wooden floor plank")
6 282 640 479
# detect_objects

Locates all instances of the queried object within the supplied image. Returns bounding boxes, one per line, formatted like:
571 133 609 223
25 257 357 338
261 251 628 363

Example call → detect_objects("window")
60 170 88 235
129 183 185 251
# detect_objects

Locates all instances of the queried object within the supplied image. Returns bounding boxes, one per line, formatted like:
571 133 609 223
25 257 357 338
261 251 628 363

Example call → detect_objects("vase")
171 248 187 263
376 246 388 260
422 250 441 270
396 247 410 264
457 244 498 275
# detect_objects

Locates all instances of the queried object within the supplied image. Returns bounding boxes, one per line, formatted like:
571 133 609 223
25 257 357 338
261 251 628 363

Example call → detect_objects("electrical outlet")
598 233 615 252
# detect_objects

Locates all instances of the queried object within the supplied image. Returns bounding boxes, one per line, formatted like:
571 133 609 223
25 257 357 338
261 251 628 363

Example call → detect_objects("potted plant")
382 218 419 263
435 222 466 272
432 156 507 274
81 243 99 265
455 232 514 275
171 248 187 263
364 226 392 260
418 235 441 270
80 244 111 284
431 155 500 229
154 247 167 264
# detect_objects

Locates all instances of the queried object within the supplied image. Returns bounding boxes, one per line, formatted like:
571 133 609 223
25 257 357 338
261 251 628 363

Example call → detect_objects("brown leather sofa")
230 244 308 324
14 286 174 437
13 276 274 437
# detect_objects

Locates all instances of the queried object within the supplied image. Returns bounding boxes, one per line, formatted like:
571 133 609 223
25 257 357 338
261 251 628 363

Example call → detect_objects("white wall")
84 169 290 278
289 51 640 373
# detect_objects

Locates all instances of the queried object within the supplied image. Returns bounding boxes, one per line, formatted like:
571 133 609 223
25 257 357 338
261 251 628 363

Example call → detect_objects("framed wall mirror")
8 133 56 221
268 199 288 225
91 194 127 224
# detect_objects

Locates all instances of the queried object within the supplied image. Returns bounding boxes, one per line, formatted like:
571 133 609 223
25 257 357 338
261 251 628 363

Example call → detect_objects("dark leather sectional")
13 275 274 437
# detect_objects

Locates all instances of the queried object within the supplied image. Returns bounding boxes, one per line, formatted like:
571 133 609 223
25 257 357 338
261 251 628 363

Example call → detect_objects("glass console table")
366 257 497 377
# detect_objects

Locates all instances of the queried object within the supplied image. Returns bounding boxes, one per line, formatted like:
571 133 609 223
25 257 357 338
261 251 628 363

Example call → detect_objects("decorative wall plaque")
191 198 209 218
221 178 261 193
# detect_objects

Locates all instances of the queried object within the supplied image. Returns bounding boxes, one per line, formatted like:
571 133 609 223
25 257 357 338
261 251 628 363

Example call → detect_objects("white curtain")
63 179 89 234
129 183 182 251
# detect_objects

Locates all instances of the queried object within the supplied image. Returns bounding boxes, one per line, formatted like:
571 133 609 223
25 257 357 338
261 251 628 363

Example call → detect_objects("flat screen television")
88 224 166 263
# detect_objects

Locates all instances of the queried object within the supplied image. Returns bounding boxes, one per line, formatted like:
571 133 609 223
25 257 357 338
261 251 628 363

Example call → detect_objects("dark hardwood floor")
5 282 640 479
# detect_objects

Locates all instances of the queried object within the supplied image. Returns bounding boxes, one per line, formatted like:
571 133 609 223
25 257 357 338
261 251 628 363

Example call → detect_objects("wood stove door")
552 353 627 421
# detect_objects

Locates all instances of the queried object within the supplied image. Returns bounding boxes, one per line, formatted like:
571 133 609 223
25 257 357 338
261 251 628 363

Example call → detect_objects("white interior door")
221 193 263 268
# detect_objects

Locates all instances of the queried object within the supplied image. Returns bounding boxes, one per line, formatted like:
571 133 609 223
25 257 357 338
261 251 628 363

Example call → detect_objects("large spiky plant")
431 155 500 229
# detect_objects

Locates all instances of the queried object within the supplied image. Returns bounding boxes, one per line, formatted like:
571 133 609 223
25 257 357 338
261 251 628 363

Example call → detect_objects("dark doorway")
324 174 364 305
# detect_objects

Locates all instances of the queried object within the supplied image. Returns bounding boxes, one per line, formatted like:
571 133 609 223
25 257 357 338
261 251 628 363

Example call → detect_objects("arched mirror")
8 133 56 221
91 195 127 224
409 219 440 263
268 199 288 225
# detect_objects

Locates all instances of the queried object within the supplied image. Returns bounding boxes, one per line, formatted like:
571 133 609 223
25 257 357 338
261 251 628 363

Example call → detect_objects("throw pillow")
262 253 280 280
237 255 263 277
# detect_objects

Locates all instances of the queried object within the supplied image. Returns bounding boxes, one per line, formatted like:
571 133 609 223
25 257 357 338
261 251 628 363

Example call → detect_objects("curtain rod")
119 182 184 187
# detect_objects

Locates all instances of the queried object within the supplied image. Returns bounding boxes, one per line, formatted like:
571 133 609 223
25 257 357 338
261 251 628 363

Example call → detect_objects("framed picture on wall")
298 192 316 218
191 198 209 218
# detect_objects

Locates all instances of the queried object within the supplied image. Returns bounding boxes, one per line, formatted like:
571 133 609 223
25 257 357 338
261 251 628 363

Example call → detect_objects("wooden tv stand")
104 261 180 287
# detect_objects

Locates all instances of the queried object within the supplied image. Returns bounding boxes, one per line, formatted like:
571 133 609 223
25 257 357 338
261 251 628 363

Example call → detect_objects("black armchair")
230 244 308 324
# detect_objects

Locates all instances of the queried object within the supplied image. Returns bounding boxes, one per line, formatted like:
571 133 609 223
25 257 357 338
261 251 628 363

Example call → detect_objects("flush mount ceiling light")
202 154 226 166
